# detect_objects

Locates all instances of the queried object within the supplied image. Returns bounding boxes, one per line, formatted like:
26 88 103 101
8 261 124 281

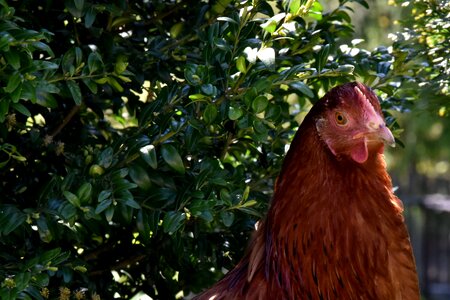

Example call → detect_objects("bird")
194 82 420 300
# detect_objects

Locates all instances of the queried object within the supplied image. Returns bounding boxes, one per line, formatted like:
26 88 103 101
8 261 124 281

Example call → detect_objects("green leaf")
136 210 150 236
74 47 83 66
239 199 257 207
189 199 213 222
94 77 108 84
114 178 137 192
66 80 82 105
66 0 84 17
220 188 232 205
163 211 186 235
60 203 77 220
228 106 243 120
161 144 185 174
88 52 103 74
76 182 92 205
290 82 314 98
203 104 217 124
236 56 247 73
95 199 112 214
184 64 203 86
74 0 84 11
0 206 26 235
129 164 152 191
170 22 184 38
33 273 49 287
260 19 277 34
0 32 14 51
265 103 281 121
63 190 80 207
4 51 20 69
253 119 268 134
34 60 59 70
252 95 268 113
31 41 54 56
235 206 261 217
9 84 22 103
74 265 87 273
140 145 157 169
98 190 112 202
260 13 285 34
85 5 97 28
105 206 115 222
114 55 128 74
242 185 250 202
220 211 234 227
200 84 217 96
317 44 330 72
36 216 52 242
62 49 76 75
123 198 141 209
4 72 21 93
289 0 301 15
99 147 113 168
82 78 98 93
189 94 207 100
211 0 232 13
308 1 323 21
11 102 30 117
108 77 124 92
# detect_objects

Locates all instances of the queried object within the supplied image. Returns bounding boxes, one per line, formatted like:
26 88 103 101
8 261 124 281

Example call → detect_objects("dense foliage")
386 0 450 188
0 0 448 299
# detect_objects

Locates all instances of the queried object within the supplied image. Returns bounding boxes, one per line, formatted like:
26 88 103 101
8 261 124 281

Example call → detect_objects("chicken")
194 82 420 300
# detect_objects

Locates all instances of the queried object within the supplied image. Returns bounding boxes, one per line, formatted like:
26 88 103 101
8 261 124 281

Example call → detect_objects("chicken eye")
335 112 348 126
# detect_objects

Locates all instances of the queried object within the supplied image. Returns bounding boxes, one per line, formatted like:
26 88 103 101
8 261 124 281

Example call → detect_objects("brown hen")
195 82 420 300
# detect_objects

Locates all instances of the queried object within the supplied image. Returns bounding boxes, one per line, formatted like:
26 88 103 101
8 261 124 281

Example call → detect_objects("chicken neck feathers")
194 82 419 300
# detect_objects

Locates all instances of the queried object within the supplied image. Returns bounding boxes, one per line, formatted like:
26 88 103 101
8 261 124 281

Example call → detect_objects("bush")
1 0 446 299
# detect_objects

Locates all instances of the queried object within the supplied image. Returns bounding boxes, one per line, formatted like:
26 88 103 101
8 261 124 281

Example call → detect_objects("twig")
49 105 81 138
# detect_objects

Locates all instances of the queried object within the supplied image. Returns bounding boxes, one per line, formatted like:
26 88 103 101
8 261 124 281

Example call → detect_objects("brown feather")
194 82 420 300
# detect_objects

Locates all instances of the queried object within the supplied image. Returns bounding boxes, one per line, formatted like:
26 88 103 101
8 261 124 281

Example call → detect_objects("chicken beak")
377 124 396 147
366 122 396 148
352 122 396 147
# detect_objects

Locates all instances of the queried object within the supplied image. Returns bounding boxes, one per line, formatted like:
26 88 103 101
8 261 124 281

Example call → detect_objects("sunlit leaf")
140 145 157 169
236 56 247 73
170 22 184 38
228 106 243 120
257 47 275 68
